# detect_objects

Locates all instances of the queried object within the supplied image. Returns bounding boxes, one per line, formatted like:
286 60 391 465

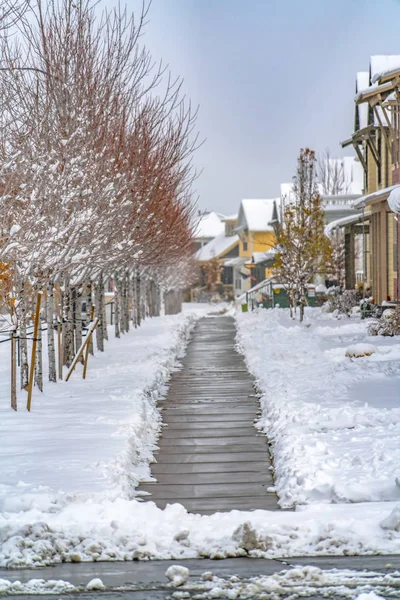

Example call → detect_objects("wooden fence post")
27 291 42 412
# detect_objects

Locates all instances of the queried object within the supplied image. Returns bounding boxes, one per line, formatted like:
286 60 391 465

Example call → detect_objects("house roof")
196 233 239 261
370 55 400 83
221 213 238 222
238 198 279 232
353 184 400 209
224 256 248 267
324 213 366 237
193 211 225 239
373 66 400 85
252 249 277 265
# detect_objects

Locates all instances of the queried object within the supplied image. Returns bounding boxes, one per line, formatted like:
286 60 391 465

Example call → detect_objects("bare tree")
318 148 350 195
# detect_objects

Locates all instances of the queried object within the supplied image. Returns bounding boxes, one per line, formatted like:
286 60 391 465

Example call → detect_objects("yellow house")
235 198 279 289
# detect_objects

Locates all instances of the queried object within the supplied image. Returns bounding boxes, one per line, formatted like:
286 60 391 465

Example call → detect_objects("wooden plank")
136 316 280 513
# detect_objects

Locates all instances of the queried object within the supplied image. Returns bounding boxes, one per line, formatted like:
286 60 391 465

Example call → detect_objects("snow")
0 577 75 594
345 343 377 358
356 71 370 130
178 567 400 599
193 212 225 240
2 305 400 567
387 186 400 214
196 233 239 261
165 565 190 586
86 577 105 590
354 184 400 209
236 308 400 511
252 249 276 265
0 567 398 597
370 55 400 82
239 198 279 232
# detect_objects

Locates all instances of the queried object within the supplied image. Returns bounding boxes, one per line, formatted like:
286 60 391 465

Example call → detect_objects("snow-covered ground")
1 304 400 568
236 308 400 508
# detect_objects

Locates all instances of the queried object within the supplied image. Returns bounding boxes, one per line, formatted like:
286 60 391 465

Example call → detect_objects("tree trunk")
63 277 75 367
123 272 130 332
86 280 94 355
299 283 305 323
75 286 83 363
19 296 29 390
136 272 141 327
114 272 120 338
34 292 43 392
102 277 108 341
47 280 57 382
96 275 105 352
10 303 17 410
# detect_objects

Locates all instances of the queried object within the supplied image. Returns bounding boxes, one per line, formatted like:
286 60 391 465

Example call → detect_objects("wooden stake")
66 315 99 382
11 302 17 411
27 291 42 412
83 306 95 379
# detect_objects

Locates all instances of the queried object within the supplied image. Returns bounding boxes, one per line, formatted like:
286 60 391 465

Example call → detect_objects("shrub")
326 290 359 316
368 305 400 336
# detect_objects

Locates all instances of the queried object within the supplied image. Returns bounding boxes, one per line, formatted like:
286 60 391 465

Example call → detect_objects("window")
243 240 248 252
225 222 234 236
221 266 233 285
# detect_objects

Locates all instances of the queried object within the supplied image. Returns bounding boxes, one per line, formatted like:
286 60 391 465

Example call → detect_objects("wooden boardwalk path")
137 315 279 514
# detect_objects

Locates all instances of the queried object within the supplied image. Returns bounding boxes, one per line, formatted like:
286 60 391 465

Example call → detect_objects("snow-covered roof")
221 213 237 222
370 55 400 82
356 72 369 130
354 57 400 128
238 199 279 232
193 211 225 239
196 233 239 261
324 213 364 237
224 256 247 267
252 249 277 265
353 184 400 209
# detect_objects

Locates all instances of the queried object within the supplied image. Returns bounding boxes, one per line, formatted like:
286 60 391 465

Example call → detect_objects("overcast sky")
124 0 400 215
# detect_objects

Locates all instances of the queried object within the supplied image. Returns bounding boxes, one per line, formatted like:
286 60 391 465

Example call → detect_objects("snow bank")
236 308 400 508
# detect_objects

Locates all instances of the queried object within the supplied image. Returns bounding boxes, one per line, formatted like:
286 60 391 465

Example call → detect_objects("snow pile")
177 567 400 599
345 343 377 358
165 565 190 587
86 577 105 590
236 308 400 508
0 577 75 595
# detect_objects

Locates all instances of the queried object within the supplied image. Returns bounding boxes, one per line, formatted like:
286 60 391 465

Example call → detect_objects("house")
192 211 226 253
233 198 280 291
194 214 239 299
340 55 400 301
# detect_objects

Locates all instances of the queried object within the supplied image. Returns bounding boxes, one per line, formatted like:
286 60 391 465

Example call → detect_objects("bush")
368 305 400 336
326 290 359 316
